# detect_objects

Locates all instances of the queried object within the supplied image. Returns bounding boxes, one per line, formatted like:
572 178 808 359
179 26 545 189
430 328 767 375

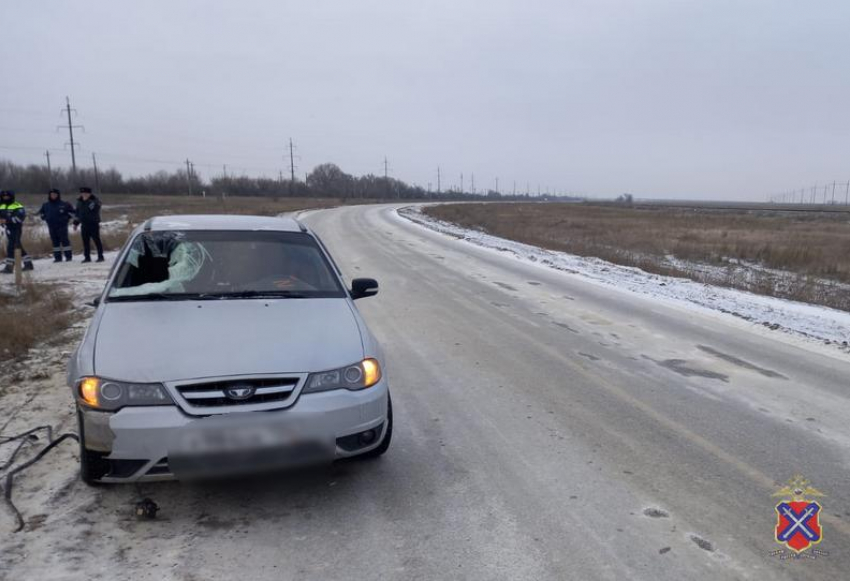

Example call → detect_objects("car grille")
175 377 300 408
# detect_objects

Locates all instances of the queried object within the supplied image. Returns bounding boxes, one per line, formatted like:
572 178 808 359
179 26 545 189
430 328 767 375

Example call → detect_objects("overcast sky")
1 0 849 200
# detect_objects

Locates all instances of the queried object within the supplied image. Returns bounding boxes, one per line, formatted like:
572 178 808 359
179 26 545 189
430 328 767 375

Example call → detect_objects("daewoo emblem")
224 385 256 401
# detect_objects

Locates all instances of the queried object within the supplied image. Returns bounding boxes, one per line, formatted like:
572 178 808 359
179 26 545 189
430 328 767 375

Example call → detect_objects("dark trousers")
3 227 33 271
48 223 73 261
80 222 104 260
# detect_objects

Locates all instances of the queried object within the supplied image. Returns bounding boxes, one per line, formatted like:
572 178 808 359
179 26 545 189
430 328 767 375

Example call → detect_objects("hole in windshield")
108 230 345 300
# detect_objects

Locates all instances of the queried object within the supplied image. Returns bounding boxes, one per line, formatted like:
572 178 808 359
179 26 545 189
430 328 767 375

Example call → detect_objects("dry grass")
0 282 73 363
425 202 850 311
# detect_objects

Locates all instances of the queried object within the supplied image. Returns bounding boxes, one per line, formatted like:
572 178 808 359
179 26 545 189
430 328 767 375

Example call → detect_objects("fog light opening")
359 430 377 445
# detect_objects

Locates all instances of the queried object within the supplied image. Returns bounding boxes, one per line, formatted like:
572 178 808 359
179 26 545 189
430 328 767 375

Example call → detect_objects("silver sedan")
67 214 392 483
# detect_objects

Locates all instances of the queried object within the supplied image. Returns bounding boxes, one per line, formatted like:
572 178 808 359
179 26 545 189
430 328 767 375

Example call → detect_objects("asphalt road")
4 203 850 580
296 204 850 580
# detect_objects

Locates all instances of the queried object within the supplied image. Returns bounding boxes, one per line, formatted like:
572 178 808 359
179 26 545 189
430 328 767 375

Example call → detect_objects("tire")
359 392 392 459
77 409 109 485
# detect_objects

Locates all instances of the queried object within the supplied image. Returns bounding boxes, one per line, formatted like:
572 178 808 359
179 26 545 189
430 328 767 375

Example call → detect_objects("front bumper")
79 378 389 482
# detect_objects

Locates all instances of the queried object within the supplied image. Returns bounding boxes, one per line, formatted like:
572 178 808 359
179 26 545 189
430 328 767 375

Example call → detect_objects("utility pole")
471 173 475 194
512 181 516 196
460 173 464 194
289 139 296 182
185 159 193 196
289 138 296 196
60 96 83 179
831 180 836 204
495 177 499 194
845 180 850 205
437 167 441 194
92 152 100 195
220 165 228 200
44 150 52 189
382 156 391 198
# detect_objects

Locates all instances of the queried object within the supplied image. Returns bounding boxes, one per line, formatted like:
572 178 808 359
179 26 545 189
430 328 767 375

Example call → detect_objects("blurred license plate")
168 415 333 479
175 424 290 454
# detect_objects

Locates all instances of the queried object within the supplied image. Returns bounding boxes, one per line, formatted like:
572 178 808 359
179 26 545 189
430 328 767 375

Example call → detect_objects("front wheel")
359 392 392 459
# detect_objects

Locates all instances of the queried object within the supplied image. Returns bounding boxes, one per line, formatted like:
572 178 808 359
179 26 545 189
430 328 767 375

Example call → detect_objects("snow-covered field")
399 206 850 351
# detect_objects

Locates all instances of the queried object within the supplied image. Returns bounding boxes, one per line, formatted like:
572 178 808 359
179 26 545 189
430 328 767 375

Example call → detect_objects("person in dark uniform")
0 189 34 273
38 188 75 262
73 186 104 263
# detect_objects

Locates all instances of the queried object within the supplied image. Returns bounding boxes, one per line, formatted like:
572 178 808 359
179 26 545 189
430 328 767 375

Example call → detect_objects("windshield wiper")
198 290 309 299
107 292 210 302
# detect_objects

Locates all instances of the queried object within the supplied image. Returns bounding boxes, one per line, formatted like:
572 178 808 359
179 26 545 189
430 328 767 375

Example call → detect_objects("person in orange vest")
0 189 34 273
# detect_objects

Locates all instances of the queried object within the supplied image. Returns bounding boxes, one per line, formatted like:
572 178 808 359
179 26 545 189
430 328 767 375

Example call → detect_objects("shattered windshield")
108 230 345 300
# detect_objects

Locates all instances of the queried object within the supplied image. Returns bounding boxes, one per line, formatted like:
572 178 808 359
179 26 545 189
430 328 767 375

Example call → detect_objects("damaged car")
67 215 391 483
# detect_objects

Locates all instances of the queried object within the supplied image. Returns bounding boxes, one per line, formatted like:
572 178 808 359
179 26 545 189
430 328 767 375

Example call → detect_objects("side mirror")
86 296 101 308
351 278 378 300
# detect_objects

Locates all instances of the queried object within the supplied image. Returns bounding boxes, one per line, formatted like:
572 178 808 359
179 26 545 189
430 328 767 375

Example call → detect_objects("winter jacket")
0 193 26 232
39 197 75 227
74 195 102 226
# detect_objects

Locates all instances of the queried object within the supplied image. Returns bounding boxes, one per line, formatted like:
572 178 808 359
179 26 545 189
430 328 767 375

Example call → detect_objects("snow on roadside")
0 255 118 543
0 252 118 301
398 206 850 350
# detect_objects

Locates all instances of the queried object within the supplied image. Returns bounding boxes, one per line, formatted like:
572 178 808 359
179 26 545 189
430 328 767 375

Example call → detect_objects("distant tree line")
0 159 563 201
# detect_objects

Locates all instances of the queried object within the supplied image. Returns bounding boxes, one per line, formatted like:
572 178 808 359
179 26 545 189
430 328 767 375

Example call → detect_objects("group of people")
0 186 104 274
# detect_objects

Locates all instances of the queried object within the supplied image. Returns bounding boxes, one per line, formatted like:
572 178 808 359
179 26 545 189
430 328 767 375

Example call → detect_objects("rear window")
107 230 345 300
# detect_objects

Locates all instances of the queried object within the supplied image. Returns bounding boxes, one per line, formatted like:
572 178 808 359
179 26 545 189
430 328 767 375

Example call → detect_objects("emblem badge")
224 385 256 401
772 475 824 554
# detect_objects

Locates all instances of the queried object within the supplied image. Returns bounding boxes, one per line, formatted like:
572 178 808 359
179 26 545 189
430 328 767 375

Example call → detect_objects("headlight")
303 358 382 393
76 376 173 410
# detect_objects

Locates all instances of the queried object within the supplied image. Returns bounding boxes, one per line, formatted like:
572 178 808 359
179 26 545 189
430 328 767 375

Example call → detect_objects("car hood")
94 299 364 382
